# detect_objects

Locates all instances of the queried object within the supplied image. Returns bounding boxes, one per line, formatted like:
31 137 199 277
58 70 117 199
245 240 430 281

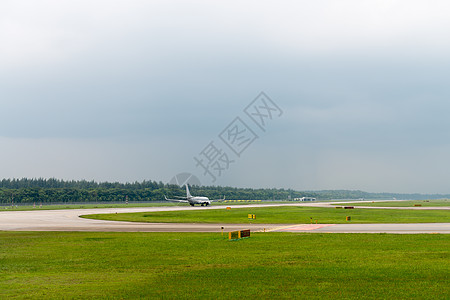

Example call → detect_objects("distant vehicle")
164 184 224 206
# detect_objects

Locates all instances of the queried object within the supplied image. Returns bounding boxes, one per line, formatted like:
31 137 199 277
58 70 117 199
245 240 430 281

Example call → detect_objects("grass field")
0 202 178 211
83 206 450 224
2 199 448 212
339 199 450 207
0 232 448 299
0 200 273 211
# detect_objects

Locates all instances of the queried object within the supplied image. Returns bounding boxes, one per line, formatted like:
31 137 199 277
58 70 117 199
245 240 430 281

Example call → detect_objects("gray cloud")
1 1 450 193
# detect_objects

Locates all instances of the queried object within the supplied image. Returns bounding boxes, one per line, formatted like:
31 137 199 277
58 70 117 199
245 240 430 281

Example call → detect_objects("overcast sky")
1 0 450 193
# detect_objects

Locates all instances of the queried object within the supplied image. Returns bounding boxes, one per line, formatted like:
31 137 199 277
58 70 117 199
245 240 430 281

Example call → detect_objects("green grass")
83 206 450 224
0 200 278 211
338 199 450 207
0 202 179 211
0 232 448 299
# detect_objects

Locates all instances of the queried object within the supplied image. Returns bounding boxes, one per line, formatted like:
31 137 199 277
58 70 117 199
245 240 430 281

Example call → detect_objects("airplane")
164 184 224 206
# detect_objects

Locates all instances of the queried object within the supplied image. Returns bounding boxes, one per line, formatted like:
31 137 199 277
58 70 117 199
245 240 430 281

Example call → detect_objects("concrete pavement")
0 203 448 233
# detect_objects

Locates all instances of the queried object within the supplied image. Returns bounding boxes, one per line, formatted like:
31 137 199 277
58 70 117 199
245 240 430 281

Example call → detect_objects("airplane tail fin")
185 184 192 198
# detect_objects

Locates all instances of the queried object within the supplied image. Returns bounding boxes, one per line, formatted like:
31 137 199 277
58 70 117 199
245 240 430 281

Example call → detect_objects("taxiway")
1 203 449 233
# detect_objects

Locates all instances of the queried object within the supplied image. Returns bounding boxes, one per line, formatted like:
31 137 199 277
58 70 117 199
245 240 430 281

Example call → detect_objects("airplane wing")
164 196 189 203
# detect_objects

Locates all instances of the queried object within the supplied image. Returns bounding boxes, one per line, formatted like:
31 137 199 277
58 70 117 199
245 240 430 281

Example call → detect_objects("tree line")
0 178 445 204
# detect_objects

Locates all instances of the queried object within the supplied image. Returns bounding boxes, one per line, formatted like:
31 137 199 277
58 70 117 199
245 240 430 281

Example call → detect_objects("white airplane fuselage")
188 196 211 206
165 184 213 206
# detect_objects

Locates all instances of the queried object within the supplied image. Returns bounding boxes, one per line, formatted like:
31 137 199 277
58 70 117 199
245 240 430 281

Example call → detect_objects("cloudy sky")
1 0 450 193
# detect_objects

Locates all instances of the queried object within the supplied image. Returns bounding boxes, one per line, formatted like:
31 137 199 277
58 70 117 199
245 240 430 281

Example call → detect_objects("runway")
0 203 449 234
0 205 278 232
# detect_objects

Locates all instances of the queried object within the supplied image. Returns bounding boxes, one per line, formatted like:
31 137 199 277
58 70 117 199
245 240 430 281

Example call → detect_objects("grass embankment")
83 206 450 224
0 232 448 299
339 199 450 207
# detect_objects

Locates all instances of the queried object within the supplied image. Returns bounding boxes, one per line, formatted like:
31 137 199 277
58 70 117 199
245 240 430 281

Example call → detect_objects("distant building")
293 197 316 201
